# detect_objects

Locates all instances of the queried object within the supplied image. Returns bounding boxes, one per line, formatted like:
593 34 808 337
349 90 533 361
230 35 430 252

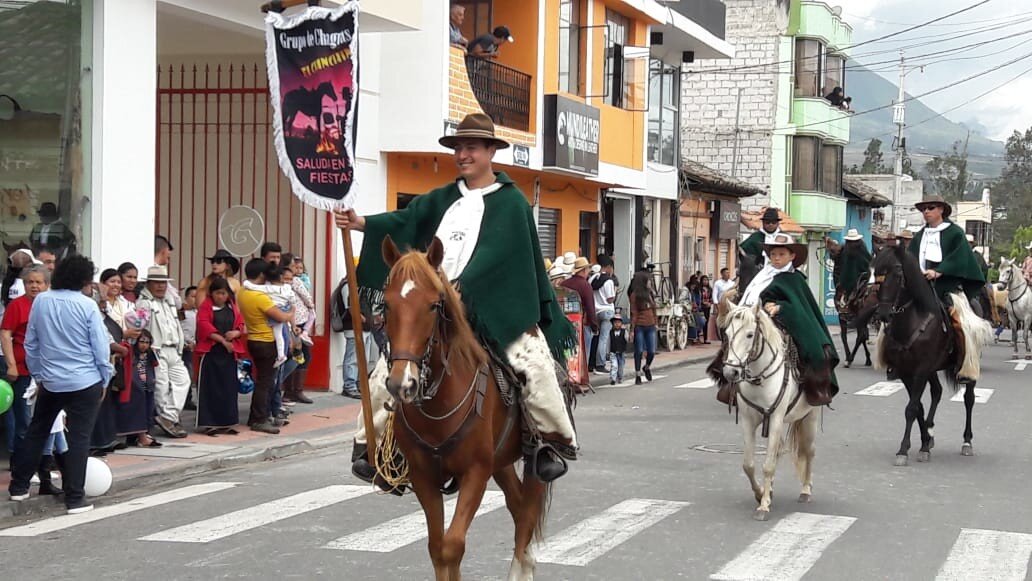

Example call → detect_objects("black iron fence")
464 55 531 132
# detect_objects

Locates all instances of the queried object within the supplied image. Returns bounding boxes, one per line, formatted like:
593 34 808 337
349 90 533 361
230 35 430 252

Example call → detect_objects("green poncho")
355 172 575 360
740 230 766 259
836 240 871 293
762 271 839 389
907 222 985 301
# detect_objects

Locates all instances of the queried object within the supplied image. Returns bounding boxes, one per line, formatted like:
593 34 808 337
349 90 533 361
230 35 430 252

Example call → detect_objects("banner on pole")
265 3 358 210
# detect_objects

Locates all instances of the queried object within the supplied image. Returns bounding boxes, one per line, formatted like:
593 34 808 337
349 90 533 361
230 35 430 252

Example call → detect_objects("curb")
1 432 351 523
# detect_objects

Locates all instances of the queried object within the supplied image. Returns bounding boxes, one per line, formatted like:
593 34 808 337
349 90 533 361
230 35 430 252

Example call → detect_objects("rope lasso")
373 412 411 494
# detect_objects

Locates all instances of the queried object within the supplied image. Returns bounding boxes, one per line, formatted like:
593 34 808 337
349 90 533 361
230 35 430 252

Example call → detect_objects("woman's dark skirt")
197 345 240 429
116 385 155 436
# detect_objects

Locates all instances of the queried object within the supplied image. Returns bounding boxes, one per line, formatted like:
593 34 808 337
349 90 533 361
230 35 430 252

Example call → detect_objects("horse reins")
725 316 800 438
387 298 452 406
1003 266 1029 305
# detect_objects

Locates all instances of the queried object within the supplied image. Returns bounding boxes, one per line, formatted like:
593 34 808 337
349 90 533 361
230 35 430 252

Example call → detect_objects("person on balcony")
825 86 845 107
468 25 515 58
449 4 468 48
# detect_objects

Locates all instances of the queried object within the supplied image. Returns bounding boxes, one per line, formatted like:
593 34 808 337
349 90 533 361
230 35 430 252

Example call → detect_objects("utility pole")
891 50 923 233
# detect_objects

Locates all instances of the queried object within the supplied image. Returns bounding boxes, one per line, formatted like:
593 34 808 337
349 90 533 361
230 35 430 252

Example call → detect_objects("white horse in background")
998 257 1032 359
720 303 820 522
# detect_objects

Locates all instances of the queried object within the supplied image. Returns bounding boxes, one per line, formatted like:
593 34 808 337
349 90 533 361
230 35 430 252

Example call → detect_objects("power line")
843 9 1032 28
683 1 999 77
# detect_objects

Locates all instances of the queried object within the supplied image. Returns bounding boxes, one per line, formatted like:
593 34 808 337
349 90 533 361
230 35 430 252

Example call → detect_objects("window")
537 207 561 259
648 60 679 166
578 211 597 259
820 145 842 195
604 10 629 107
824 54 845 98
454 0 492 43
794 38 823 97
0 0 92 261
559 0 583 95
792 136 819 191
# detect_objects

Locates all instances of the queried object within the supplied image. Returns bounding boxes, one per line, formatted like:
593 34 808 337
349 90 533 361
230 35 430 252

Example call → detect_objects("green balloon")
0 379 12 415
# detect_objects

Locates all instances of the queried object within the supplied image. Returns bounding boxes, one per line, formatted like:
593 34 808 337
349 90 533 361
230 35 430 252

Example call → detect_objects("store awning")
843 176 892 208
739 207 805 234
680 159 765 199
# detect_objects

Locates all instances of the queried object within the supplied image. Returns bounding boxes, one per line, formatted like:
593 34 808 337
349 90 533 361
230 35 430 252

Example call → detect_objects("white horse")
998 257 1032 359
721 303 820 522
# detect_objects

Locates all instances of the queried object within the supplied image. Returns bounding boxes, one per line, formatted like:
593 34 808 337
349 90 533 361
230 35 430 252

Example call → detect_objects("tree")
991 128 1032 260
860 138 886 173
924 136 969 203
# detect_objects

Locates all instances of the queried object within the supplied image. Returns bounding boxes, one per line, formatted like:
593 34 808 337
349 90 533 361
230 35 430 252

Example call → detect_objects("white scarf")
436 179 502 281
741 262 794 306
918 221 951 271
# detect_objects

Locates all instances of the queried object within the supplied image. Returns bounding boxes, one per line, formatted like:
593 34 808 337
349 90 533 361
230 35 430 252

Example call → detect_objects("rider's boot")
706 343 735 405
506 330 578 482
350 441 375 483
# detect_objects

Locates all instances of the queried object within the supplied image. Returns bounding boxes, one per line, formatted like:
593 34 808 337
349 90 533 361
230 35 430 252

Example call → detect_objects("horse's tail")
951 292 993 382
872 325 887 371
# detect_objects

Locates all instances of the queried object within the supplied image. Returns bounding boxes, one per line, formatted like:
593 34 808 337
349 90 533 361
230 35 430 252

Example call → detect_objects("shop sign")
716 201 741 239
543 95 599 176
513 144 530 167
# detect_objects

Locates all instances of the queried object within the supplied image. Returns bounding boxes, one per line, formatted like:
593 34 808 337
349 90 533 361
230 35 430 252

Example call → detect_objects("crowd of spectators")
1 237 317 513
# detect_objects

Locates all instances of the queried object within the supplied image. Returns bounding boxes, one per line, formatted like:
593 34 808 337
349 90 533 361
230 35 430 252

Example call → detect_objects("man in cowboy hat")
711 233 839 407
195 249 242 305
740 207 784 263
135 265 191 438
333 112 578 484
836 228 872 299
909 194 989 381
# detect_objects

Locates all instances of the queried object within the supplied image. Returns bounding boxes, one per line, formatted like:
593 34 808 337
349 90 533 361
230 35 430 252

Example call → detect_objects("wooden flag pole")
341 224 377 466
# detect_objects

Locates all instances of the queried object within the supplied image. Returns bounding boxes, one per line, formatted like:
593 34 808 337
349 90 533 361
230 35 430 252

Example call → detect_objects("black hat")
761 207 782 223
37 202 58 219
207 249 241 274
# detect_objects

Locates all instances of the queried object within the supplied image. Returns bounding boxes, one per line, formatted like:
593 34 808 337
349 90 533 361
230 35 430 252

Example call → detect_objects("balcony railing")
464 55 531 132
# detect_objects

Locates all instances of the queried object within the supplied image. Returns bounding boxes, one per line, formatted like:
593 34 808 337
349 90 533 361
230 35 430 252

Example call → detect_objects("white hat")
11 248 42 266
559 251 577 274
843 228 863 241
590 264 601 275
548 265 568 281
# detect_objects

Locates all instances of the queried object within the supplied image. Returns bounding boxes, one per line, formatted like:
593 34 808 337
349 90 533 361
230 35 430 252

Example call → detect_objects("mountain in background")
845 60 1006 179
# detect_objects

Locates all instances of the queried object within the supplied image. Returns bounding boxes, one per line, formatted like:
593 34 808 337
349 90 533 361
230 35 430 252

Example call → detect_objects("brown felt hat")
762 233 807 268
914 194 953 219
439 113 510 150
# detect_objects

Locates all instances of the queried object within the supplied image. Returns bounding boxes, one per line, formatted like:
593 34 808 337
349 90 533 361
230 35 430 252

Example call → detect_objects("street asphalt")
1 333 1031 580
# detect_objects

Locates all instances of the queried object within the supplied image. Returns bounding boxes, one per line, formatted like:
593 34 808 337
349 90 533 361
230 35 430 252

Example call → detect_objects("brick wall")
447 47 536 147
680 0 788 212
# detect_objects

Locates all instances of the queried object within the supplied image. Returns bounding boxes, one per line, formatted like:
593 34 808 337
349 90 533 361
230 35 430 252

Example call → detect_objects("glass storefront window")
0 0 92 263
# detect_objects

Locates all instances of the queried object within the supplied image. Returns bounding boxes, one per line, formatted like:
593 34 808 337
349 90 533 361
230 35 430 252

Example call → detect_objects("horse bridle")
1002 265 1029 305
724 315 783 385
873 268 911 315
385 296 452 407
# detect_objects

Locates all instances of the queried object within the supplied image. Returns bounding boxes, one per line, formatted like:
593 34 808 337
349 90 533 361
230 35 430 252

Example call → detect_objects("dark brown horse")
865 244 977 466
381 236 549 581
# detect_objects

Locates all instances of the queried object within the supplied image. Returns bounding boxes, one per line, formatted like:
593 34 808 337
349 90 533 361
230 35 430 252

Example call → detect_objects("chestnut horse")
381 235 549 581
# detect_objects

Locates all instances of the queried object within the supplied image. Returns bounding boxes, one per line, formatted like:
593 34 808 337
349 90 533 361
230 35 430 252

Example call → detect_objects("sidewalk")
1 343 719 522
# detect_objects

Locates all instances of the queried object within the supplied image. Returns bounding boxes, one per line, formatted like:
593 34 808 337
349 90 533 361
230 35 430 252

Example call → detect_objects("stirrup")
527 441 569 483
441 477 459 495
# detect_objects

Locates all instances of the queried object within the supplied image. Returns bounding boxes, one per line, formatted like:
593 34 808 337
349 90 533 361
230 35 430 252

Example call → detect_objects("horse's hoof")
753 509 771 522
894 455 909 467
917 451 931 463
961 443 974 457
798 493 812 503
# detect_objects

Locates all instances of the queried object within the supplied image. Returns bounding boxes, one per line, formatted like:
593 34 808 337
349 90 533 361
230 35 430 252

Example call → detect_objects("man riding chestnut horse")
333 113 577 486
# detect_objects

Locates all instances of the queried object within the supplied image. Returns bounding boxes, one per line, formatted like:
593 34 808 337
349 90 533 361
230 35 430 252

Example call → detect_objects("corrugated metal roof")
842 176 892 207
680 159 764 198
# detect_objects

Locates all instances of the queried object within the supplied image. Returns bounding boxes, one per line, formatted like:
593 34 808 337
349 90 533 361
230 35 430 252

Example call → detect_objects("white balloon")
84 457 113 497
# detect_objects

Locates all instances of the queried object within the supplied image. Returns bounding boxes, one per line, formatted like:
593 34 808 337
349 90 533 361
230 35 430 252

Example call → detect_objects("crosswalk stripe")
854 381 904 397
0 482 239 538
674 378 714 389
324 490 506 552
949 388 994 404
710 512 856 581
139 484 372 543
536 498 689 566
936 528 1032 580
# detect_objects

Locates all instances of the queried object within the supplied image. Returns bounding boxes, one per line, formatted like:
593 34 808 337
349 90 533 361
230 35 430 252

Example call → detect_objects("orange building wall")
385 153 599 258
588 1 645 171
492 0 539 134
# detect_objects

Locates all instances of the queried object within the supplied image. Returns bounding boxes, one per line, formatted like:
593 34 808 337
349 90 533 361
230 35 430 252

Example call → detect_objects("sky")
843 0 1032 142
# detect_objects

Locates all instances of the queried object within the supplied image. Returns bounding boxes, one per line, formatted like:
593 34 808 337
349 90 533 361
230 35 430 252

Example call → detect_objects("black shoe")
291 392 314 404
351 442 376 483
635 375 642 385
250 421 280 435
643 367 653 382
37 455 62 496
611 379 616 385
341 389 361 400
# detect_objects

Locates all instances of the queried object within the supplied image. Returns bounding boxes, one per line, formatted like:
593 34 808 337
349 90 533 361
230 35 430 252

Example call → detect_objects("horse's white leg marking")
794 410 819 499
758 404 788 514
507 542 536 581
400 279 417 298
741 410 762 504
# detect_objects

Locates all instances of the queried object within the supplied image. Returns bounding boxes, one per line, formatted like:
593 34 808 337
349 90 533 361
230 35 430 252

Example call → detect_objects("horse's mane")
389 251 488 372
